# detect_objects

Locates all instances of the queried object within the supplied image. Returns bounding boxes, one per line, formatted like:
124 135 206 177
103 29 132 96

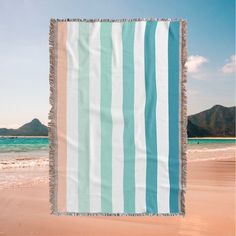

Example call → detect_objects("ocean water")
0 137 49 184
0 137 49 159
0 137 235 188
188 138 236 144
0 137 235 160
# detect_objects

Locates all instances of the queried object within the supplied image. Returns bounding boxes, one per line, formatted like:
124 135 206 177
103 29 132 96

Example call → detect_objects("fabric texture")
49 18 187 216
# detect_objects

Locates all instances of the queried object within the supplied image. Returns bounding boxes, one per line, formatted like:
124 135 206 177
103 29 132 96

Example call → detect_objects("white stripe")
111 22 124 212
89 22 101 212
156 21 170 213
66 22 79 212
134 21 147 213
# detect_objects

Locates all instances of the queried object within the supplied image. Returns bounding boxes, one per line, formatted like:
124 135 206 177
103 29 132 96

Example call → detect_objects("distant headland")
0 105 235 137
187 105 235 137
0 118 48 136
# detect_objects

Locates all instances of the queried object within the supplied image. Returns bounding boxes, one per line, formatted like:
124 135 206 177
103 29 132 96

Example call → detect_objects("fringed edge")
180 20 187 216
48 19 58 215
49 18 187 217
51 18 185 22
53 212 185 217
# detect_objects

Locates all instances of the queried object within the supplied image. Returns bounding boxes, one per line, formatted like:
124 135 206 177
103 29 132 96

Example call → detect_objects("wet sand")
0 146 235 236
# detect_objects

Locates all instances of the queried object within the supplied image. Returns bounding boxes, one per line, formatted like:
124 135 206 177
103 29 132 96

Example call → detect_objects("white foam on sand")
0 157 49 189
0 157 48 170
0 144 235 189
187 144 235 162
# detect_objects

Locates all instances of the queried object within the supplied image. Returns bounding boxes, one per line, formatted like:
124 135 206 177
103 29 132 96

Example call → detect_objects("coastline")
1 136 235 138
188 137 236 139
0 145 235 235
0 144 235 235
0 136 48 138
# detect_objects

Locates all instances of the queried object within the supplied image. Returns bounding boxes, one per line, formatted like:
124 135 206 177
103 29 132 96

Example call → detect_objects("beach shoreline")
188 137 236 139
1 136 235 138
0 136 48 138
0 144 235 235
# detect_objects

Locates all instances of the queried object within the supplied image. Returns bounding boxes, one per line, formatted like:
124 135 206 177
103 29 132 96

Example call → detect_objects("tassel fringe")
49 19 58 215
180 20 187 216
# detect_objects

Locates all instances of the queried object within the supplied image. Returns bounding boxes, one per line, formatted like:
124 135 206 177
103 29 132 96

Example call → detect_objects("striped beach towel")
49 18 187 216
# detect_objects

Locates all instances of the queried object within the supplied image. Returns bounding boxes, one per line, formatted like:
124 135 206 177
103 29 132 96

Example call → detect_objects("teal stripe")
144 21 158 213
100 22 113 213
168 21 180 213
122 22 136 213
78 23 90 212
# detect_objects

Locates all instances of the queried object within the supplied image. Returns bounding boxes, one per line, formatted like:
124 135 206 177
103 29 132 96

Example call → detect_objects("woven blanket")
49 18 187 216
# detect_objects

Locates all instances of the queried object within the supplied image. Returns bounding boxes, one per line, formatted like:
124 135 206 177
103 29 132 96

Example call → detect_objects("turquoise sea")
0 137 49 153
0 137 49 159
188 138 236 144
0 137 235 154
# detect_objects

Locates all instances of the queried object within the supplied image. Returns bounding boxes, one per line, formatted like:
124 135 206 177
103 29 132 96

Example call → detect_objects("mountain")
0 119 48 136
0 105 235 137
188 105 235 137
187 120 210 137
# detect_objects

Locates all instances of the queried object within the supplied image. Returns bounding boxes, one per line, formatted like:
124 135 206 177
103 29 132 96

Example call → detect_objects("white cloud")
186 55 208 73
221 54 236 74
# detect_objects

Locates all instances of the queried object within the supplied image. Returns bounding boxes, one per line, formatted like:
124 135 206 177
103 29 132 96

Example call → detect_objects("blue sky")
0 0 235 127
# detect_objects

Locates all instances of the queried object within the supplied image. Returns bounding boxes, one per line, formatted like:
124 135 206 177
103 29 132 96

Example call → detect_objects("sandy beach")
0 144 235 236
